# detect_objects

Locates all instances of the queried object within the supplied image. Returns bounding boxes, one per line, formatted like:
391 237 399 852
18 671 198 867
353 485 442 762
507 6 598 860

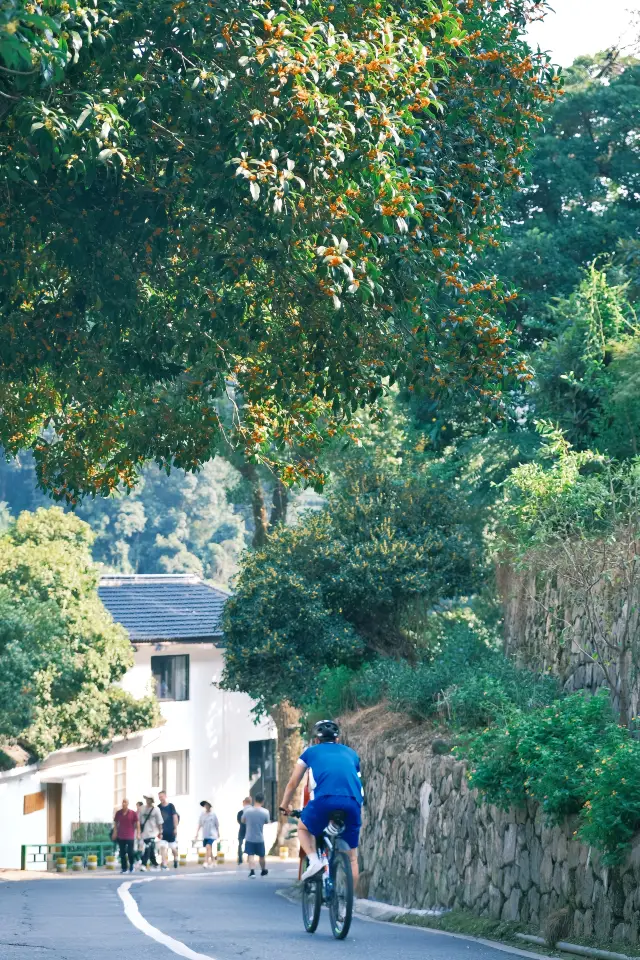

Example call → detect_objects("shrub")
579 730 640 864
310 609 559 728
464 691 640 862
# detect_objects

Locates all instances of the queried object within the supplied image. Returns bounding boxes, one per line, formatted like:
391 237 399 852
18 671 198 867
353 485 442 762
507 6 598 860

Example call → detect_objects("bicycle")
283 808 354 940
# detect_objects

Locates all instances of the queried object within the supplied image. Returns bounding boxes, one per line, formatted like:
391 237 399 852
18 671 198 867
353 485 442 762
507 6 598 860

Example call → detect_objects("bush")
310 609 559 728
579 729 640 864
464 691 640 863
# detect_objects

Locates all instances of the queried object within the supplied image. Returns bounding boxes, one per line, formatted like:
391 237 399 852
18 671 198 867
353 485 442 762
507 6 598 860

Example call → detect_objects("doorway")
249 740 277 818
47 783 62 845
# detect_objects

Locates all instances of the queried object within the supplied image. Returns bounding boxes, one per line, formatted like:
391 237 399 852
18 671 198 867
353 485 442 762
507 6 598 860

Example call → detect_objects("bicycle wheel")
329 851 353 940
301 866 322 934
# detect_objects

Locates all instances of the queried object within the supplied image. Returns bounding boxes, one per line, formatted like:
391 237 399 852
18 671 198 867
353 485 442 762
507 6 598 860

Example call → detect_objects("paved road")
0 863 530 960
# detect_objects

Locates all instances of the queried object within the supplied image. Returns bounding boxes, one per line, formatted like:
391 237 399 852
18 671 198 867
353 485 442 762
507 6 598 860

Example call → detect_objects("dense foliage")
465 692 640 864
532 267 640 457
310 607 559 726
489 55 640 342
0 507 161 758
0 0 557 498
495 423 640 555
0 452 249 584
221 456 479 711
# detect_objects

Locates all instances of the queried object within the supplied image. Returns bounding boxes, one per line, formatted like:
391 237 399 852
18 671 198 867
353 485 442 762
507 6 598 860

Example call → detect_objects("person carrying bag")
139 793 164 871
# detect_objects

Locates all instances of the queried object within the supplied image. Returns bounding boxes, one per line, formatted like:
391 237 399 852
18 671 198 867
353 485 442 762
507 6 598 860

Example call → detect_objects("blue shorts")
203 838 215 848
300 796 362 849
245 841 266 857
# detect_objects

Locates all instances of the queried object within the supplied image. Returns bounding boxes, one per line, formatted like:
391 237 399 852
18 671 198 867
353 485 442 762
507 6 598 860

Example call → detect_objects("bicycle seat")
326 811 346 836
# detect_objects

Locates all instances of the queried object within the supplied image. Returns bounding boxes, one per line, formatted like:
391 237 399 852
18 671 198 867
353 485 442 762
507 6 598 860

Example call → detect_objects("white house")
0 574 277 869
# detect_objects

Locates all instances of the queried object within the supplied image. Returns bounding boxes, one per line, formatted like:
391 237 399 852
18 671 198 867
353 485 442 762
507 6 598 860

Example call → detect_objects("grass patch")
395 910 640 959
394 910 554 956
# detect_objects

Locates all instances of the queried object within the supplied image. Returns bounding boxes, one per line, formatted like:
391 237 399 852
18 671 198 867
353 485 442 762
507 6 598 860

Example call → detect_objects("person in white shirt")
194 800 220 869
139 793 164 871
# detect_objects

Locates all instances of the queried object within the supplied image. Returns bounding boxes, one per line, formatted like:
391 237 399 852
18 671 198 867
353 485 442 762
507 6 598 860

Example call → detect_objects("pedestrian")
112 798 139 874
237 796 252 864
134 801 144 865
139 793 163 871
242 792 270 878
194 800 219 869
158 790 180 870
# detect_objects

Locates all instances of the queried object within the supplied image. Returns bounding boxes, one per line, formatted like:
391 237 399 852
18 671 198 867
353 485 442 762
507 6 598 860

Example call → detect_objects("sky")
527 0 638 66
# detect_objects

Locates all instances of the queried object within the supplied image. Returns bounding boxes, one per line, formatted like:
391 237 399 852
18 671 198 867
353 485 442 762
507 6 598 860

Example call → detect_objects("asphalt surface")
0 863 530 960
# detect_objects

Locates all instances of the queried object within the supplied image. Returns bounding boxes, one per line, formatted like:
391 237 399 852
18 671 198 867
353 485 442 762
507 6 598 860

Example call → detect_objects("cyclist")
280 719 363 883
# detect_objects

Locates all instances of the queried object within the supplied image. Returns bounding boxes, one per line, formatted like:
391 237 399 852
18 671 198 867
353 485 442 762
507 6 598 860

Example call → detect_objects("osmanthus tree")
0 0 558 500
0 507 161 759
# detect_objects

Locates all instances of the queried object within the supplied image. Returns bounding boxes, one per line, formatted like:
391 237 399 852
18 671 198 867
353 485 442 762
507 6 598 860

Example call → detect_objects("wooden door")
47 783 62 845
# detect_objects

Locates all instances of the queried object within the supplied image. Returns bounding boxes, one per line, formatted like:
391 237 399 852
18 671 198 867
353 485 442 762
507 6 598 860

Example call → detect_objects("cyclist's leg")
297 820 317 858
346 847 359 885
340 801 362 884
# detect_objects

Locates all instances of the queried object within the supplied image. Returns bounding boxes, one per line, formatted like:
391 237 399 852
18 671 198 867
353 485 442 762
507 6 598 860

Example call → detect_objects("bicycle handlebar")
279 807 302 817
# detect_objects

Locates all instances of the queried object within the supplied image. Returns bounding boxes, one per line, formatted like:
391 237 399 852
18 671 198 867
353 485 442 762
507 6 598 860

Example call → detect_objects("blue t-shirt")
300 743 364 804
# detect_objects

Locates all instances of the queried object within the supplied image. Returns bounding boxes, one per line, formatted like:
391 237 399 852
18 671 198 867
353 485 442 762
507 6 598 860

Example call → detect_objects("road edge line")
117 878 215 960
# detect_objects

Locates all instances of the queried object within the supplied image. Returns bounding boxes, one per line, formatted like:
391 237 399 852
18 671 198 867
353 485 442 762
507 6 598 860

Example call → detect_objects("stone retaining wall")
497 563 640 722
345 714 640 947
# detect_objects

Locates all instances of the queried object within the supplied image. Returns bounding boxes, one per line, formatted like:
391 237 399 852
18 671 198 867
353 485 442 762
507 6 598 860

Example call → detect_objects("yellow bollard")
87 854 98 871
279 846 289 860
56 856 67 873
179 852 188 867
105 854 116 871
72 855 83 872
197 849 206 865
216 850 225 864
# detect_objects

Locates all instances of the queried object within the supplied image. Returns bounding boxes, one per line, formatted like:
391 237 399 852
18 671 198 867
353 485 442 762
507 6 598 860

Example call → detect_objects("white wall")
0 642 277 868
122 643 276 848
0 769 45 869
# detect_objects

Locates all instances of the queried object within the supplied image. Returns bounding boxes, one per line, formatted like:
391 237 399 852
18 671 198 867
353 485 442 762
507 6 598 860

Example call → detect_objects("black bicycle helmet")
313 719 340 742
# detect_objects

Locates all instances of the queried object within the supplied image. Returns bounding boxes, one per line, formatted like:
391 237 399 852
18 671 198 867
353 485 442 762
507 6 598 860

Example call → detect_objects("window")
152 750 189 796
151 655 189 701
114 758 127 809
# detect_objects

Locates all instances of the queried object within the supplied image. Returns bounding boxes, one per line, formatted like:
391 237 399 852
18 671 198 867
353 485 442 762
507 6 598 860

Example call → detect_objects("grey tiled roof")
98 574 228 643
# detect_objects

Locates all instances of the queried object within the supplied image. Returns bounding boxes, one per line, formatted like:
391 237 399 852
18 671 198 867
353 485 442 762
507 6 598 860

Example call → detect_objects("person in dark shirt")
158 790 179 870
236 797 252 864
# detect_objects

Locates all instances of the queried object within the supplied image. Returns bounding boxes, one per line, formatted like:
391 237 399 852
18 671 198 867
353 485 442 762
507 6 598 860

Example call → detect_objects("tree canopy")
0 506 160 758
489 55 640 342
221 447 478 712
1 0 557 499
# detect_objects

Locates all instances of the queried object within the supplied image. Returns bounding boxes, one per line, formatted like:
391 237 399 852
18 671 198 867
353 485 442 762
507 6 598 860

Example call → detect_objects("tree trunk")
269 481 289 530
272 701 304 855
619 642 632 729
235 459 268 547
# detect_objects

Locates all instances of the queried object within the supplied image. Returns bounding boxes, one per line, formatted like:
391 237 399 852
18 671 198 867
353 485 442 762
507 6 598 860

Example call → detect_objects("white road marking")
118 877 219 959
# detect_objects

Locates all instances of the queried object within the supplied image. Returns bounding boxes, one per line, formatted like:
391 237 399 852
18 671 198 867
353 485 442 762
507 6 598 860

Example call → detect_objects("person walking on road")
134 801 144 865
237 796 252 864
139 793 163 871
158 790 180 870
112 798 139 874
242 793 270 878
194 800 219 869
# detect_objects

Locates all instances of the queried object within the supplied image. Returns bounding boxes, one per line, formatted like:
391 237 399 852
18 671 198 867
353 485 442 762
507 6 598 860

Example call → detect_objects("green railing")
21 841 115 871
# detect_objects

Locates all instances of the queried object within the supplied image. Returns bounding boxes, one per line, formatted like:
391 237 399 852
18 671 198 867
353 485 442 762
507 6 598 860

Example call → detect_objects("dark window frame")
151 654 190 702
151 749 190 796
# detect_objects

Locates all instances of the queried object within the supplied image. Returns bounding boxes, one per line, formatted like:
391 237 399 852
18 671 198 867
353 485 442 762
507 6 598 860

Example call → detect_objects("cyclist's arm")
280 759 307 811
